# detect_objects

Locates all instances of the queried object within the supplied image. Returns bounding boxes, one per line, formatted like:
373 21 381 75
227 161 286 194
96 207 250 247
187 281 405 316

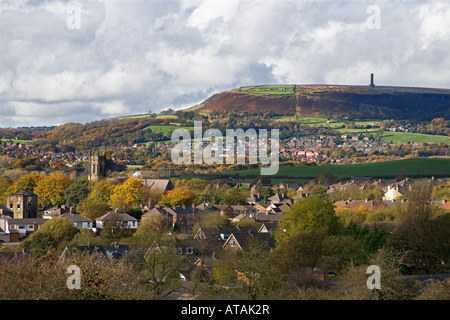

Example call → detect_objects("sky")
0 0 449 128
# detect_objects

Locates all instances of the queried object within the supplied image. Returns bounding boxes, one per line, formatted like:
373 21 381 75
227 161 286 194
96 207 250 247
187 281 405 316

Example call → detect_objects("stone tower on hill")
89 147 107 181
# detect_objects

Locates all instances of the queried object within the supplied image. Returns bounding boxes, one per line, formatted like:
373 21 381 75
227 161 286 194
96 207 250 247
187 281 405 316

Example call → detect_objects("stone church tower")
89 147 107 181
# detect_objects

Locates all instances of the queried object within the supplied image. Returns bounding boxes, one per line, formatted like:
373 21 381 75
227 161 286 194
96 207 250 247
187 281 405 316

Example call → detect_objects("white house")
96 209 138 232
383 185 402 201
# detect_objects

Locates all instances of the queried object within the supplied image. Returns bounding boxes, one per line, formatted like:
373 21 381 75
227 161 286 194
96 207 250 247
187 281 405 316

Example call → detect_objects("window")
230 240 236 247
186 247 194 255
178 248 183 255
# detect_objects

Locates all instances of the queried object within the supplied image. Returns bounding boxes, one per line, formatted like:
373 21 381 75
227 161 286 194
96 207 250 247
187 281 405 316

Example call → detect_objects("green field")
274 116 381 130
113 114 177 120
1 138 30 144
222 158 450 179
240 85 295 95
143 125 194 136
381 132 450 145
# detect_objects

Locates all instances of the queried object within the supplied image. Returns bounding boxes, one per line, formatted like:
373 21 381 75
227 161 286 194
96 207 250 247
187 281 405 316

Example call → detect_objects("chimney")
370 73 375 88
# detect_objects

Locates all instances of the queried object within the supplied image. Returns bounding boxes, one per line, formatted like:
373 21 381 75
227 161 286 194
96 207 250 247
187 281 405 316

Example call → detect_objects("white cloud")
0 0 449 128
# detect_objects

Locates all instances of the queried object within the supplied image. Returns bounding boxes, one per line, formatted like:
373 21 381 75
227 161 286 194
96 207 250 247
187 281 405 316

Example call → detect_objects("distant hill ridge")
197 84 450 121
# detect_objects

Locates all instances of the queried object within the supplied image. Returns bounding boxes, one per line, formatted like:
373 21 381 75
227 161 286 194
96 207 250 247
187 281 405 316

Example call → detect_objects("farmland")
381 132 450 145
220 158 450 179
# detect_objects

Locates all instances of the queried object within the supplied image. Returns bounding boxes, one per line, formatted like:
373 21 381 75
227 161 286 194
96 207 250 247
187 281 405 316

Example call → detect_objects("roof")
142 179 173 192
96 211 137 221
60 212 92 222
8 218 47 224
440 202 450 210
7 189 37 197
224 231 276 251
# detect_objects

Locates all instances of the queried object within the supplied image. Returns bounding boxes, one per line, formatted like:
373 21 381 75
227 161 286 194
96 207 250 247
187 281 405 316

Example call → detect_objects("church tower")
89 147 107 181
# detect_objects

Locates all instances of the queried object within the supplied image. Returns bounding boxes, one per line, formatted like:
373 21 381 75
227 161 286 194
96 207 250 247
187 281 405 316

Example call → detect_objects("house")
222 230 276 252
267 193 291 204
4 218 47 239
40 205 74 219
196 203 235 219
141 179 174 194
257 222 278 234
383 185 403 201
60 211 93 230
193 226 258 256
439 200 450 211
96 209 138 232
59 243 133 262
141 206 173 225
141 205 203 228
230 205 258 218
274 182 300 191
246 193 263 205
145 239 198 259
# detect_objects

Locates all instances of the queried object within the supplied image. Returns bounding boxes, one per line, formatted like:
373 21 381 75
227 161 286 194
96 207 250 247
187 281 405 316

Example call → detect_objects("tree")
20 217 78 253
34 172 73 208
77 198 111 221
109 177 145 211
275 196 342 244
336 249 416 300
64 175 89 207
362 185 385 201
142 239 187 296
431 183 450 201
0 176 13 205
387 181 450 274
100 212 134 243
159 186 195 207
8 173 43 194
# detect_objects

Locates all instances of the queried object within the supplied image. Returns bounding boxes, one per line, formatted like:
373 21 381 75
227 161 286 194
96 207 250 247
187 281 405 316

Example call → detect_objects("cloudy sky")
0 0 449 128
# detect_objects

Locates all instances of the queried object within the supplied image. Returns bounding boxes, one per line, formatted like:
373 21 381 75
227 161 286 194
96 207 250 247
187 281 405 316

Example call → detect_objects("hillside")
199 85 450 121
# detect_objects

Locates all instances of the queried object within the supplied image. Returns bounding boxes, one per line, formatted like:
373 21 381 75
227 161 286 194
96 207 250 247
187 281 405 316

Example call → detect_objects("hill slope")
199 85 450 120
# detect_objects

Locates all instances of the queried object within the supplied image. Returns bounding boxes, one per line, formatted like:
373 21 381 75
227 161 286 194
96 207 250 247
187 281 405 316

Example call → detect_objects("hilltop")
196 84 450 121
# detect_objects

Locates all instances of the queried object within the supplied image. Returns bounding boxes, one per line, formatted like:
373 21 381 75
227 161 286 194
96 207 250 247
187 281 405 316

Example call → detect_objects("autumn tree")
159 186 195 207
0 176 13 205
8 173 43 194
34 172 73 208
109 177 145 211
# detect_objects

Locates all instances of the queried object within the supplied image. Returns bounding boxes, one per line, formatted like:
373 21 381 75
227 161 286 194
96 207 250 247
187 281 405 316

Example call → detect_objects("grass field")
381 132 450 145
222 158 450 179
240 85 295 95
143 125 194 136
1 138 30 144
113 114 178 120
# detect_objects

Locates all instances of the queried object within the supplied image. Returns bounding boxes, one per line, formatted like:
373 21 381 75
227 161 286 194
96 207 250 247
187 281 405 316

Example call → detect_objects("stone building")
89 147 107 181
6 190 38 219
